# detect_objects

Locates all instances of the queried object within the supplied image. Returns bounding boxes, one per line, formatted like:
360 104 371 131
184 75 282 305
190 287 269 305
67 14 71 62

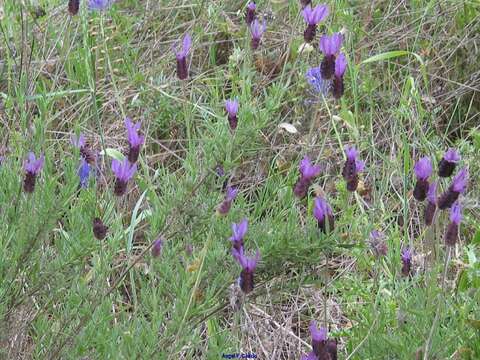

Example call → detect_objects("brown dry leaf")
187 259 201 273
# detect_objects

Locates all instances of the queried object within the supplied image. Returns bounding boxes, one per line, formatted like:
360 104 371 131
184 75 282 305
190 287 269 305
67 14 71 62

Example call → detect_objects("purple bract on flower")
88 0 112 11
319 33 343 79
413 156 432 201
246 2 256 25
232 247 260 294
445 202 462 246
71 134 86 149
342 145 364 192
217 186 239 215
425 181 437 226
332 53 347 99
300 352 317 360
229 218 248 251
401 247 412 277
71 133 96 164
125 117 145 163
225 99 239 130
78 159 91 189
174 34 191 80
294 156 321 198
438 167 468 210
151 236 164 258
438 148 460 178
111 158 137 196
250 19 266 50
306 67 331 96
302 4 329 42
313 196 334 233
23 152 45 193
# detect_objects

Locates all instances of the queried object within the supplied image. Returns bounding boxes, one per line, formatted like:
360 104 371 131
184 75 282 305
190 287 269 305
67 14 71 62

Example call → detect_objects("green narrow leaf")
361 50 410 64
99 148 125 161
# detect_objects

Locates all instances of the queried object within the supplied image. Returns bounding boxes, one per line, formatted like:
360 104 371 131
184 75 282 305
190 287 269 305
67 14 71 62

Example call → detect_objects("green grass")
0 0 479 359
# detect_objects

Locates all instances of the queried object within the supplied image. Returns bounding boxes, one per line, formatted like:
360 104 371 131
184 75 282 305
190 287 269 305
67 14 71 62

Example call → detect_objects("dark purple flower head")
230 218 248 250
450 202 462 225
232 247 260 294
345 145 365 172
342 145 364 191
71 134 86 149
401 248 412 263
302 4 329 25
401 247 412 277
414 157 432 180
334 53 347 78
452 167 468 193
427 181 437 204
306 67 331 95
24 152 45 175
369 230 388 257
92 217 108 240
111 158 137 196
174 33 191 60
299 156 321 180
250 19 266 49
89 0 112 11
78 159 91 188
313 196 334 232
125 118 144 162
319 33 343 56
438 149 460 177
217 186 239 215
246 2 256 25
309 321 327 342
151 236 164 258
68 0 80 15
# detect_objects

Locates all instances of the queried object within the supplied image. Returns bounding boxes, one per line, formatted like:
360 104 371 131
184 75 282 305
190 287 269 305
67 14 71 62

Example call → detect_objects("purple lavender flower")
438 167 468 210
88 0 112 11
319 33 343 79
68 0 79 15
92 217 108 240
438 149 460 178
111 158 137 196
413 157 432 201
23 152 45 193
174 34 191 80
300 352 317 360
294 156 321 198
424 182 437 226
306 67 331 96
125 118 145 163
369 230 388 257
342 145 364 192
302 4 329 42
229 218 248 251
401 248 412 277
71 133 95 164
245 2 256 25
313 197 334 233
151 236 164 258
444 202 462 246
232 247 260 294
78 159 91 189
225 99 239 130
309 321 337 360
217 186 239 215
332 53 347 99
250 19 266 50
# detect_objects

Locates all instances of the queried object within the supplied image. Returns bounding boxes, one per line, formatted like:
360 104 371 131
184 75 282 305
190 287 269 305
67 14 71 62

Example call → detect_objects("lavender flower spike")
369 230 388 257
401 248 412 277
68 0 80 15
92 217 108 240
445 202 462 246
174 33 191 80
302 4 329 42
438 167 468 210
300 352 317 360
424 181 437 226
111 158 137 196
232 247 260 294
319 33 343 79
229 218 248 251
245 2 256 25
217 186 239 215
151 236 164 258
313 196 334 233
23 152 45 193
306 67 331 96
413 156 432 201
78 159 91 189
309 321 338 359
342 145 364 192
88 0 112 11
225 99 239 130
125 117 145 163
438 148 460 178
250 19 266 50
71 133 95 164
332 53 347 99
294 156 321 198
